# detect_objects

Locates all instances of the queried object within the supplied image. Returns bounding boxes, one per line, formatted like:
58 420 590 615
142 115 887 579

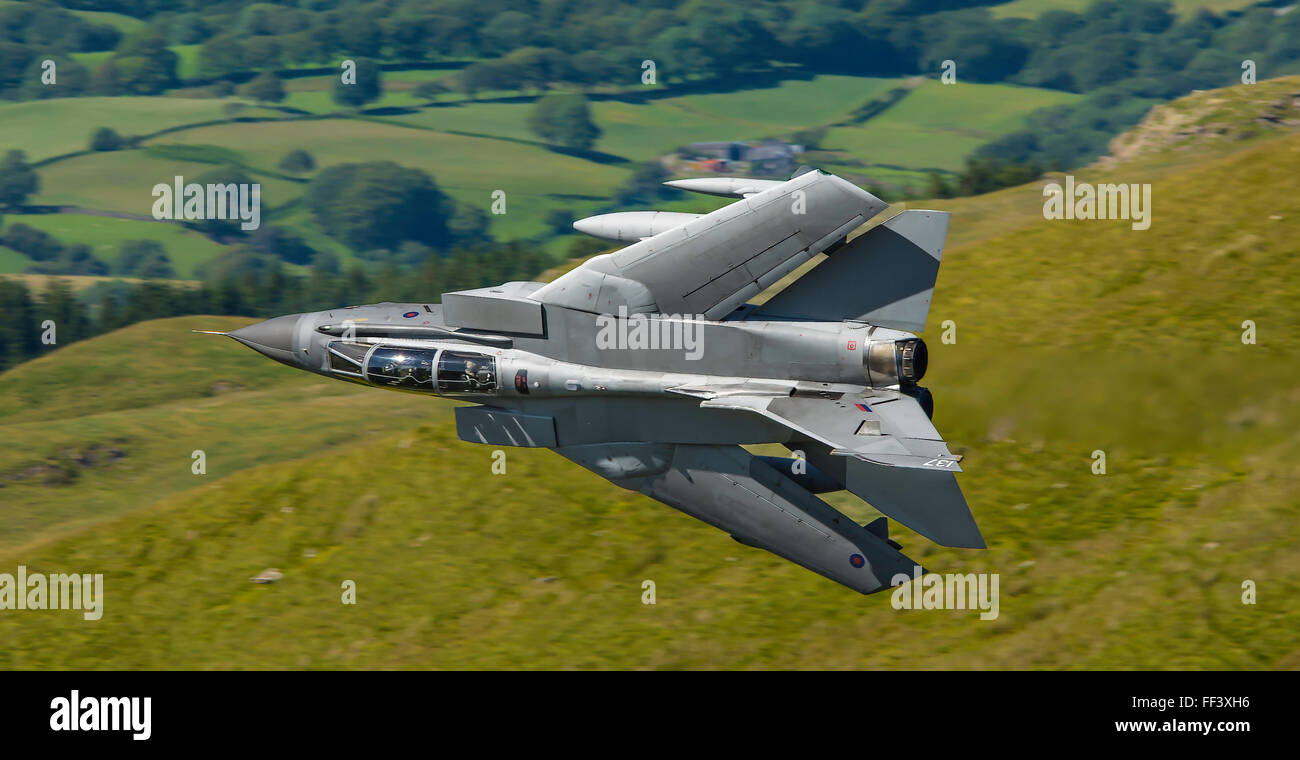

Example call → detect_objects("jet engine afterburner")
864 337 927 388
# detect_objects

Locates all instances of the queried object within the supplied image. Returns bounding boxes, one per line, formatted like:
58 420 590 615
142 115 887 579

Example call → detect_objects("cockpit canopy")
435 351 497 393
367 347 436 390
325 341 497 394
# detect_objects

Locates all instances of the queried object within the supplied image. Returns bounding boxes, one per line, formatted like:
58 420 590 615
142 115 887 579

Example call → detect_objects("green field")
0 97 239 161
0 214 228 278
68 44 204 82
138 118 633 240
821 80 1082 174
33 149 302 217
385 75 906 161
3 73 1094 276
0 86 1296 666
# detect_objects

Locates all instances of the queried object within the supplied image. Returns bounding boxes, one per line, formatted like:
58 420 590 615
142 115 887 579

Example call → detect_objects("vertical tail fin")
750 209 950 332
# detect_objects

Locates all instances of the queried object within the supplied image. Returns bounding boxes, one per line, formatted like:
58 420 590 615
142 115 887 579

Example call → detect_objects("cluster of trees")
972 1 1300 172
2 222 109 276
8 1 1297 103
0 1 118 97
0 239 556 372
0 220 182 277
303 160 487 252
0 146 491 276
0 150 38 210
527 94 601 150
926 158 1046 200
6 1 1300 177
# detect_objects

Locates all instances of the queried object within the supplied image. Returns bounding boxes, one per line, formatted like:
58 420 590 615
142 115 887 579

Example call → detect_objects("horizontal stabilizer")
750 210 950 332
845 458 984 548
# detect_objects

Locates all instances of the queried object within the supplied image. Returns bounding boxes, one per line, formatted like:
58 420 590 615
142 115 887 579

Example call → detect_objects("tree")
792 126 828 150
90 127 124 152
116 240 176 279
503 47 570 92
106 32 178 95
331 57 382 109
447 204 490 243
0 278 37 371
21 55 90 99
0 150 39 210
413 80 450 103
197 35 246 78
0 42 37 92
457 61 513 99
339 18 382 58
304 162 456 251
615 161 676 205
249 226 316 265
527 94 601 151
27 244 108 276
568 50 619 88
278 149 316 174
38 279 89 348
243 36 282 68
239 71 285 104
544 208 574 234
925 172 954 199
0 222 60 260
481 11 533 54
190 165 257 239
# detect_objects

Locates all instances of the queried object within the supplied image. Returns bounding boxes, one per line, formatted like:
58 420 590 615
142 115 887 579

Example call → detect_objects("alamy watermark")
50 691 150 740
0 565 103 620
595 305 705 360
1043 175 1151 231
891 566 999 620
152 175 261 231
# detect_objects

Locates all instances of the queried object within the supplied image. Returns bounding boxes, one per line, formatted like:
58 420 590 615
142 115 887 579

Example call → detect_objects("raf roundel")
402 311 419 318
849 554 866 569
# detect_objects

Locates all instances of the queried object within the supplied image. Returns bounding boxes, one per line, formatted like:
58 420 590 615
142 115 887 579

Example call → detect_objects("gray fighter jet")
204 169 982 594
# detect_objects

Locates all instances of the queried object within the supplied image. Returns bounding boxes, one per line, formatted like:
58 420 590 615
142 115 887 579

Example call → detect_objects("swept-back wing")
529 171 887 320
699 390 961 470
554 442 922 594
693 390 984 549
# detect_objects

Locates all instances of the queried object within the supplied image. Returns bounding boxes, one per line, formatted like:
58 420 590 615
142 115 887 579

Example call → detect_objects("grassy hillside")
1105 74 1300 166
0 316 441 554
0 81 1296 667
0 98 239 161
0 214 229 277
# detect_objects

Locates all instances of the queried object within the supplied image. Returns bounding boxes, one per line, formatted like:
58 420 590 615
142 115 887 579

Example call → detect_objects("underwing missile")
662 177 784 198
572 211 702 242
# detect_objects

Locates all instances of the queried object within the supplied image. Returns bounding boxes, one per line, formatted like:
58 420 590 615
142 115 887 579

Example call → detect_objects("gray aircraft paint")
210 170 981 595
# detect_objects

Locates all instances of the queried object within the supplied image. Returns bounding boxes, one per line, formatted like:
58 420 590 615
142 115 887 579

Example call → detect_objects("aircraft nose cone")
228 314 303 366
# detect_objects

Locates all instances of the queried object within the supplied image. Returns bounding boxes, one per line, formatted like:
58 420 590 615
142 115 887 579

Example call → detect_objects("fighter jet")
205 168 982 594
